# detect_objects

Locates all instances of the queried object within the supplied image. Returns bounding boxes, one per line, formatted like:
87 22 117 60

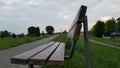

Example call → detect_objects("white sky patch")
27 1 39 7
57 11 73 20
5 0 13 5
88 22 96 30
62 15 70 19
100 16 112 21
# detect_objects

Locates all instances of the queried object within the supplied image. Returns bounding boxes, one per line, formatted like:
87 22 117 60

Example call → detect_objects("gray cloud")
0 0 120 34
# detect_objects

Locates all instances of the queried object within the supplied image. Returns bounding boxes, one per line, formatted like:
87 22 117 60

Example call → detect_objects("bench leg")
65 40 77 59
83 16 91 68
28 64 34 68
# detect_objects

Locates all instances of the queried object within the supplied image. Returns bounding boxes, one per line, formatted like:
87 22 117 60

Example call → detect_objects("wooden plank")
68 5 87 40
68 24 82 40
47 42 65 66
29 42 60 65
11 42 55 65
69 5 87 32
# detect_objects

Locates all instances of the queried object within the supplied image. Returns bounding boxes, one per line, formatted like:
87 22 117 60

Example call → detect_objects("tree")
28 26 36 36
116 17 120 32
91 20 105 37
28 26 40 36
12 33 17 38
42 31 45 35
0 31 4 38
46 26 54 34
3 30 10 37
17 33 24 38
90 25 95 36
36 27 40 36
0 30 10 38
105 18 116 35
63 30 67 34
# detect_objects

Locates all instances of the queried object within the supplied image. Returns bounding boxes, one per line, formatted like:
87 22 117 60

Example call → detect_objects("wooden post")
83 16 91 68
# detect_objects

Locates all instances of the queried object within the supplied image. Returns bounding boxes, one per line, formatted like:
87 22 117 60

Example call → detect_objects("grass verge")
0 35 52 50
90 37 120 47
42 34 120 68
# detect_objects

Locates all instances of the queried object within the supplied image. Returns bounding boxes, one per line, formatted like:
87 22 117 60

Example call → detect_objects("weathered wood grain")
11 42 55 64
68 24 82 40
29 42 60 65
68 5 87 40
47 42 65 66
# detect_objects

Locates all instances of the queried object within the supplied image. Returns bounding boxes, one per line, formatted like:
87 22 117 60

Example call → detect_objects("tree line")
28 25 54 36
0 25 54 38
90 17 120 37
0 30 25 38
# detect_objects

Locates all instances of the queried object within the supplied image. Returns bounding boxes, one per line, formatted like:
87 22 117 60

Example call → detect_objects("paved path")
0 35 58 68
90 39 120 49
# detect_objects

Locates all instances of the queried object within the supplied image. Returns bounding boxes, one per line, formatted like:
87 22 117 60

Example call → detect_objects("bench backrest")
68 5 87 40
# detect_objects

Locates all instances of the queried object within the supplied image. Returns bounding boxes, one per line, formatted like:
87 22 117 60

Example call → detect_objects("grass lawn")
43 34 120 68
0 35 52 50
90 37 120 47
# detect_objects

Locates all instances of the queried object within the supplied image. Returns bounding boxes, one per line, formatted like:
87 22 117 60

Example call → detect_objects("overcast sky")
0 0 120 34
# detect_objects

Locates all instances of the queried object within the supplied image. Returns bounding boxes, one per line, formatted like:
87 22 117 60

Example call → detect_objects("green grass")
90 37 120 47
43 34 120 68
0 35 52 50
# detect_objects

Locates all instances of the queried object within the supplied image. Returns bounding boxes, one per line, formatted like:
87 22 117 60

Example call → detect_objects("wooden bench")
11 5 87 68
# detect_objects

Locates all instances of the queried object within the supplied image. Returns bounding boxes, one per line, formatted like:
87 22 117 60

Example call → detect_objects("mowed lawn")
90 37 120 47
43 34 120 68
0 35 51 50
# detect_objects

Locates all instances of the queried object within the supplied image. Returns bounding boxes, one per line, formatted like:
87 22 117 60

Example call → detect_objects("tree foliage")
12 33 17 38
36 27 40 36
116 17 120 32
46 26 54 34
90 17 120 37
105 18 116 35
17 33 24 38
42 31 45 35
90 20 105 37
63 30 67 34
28 26 40 36
0 30 10 38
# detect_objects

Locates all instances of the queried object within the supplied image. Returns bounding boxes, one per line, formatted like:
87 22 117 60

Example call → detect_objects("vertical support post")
83 16 91 68
28 64 34 68
69 40 77 58
65 40 77 59
65 38 70 47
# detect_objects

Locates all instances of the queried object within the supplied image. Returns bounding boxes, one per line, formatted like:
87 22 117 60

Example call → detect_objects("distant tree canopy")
0 30 11 38
90 17 120 37
63 30 67 34
105 18 116 35
46 26 54 34
12 33 17 38
91 20 105 37
116 17 120 32
28 26 40 36
42 31 45 35
17 33 24 38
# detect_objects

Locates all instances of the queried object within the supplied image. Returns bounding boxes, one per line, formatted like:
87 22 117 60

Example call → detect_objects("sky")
0 0 120 34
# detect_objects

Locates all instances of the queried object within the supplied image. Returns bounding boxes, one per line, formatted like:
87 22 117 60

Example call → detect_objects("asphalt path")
0 35 58 68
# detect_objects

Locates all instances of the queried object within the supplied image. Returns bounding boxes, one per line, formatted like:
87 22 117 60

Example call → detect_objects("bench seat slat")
11 42 55 64
29 42 60 65
47 42 65 66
